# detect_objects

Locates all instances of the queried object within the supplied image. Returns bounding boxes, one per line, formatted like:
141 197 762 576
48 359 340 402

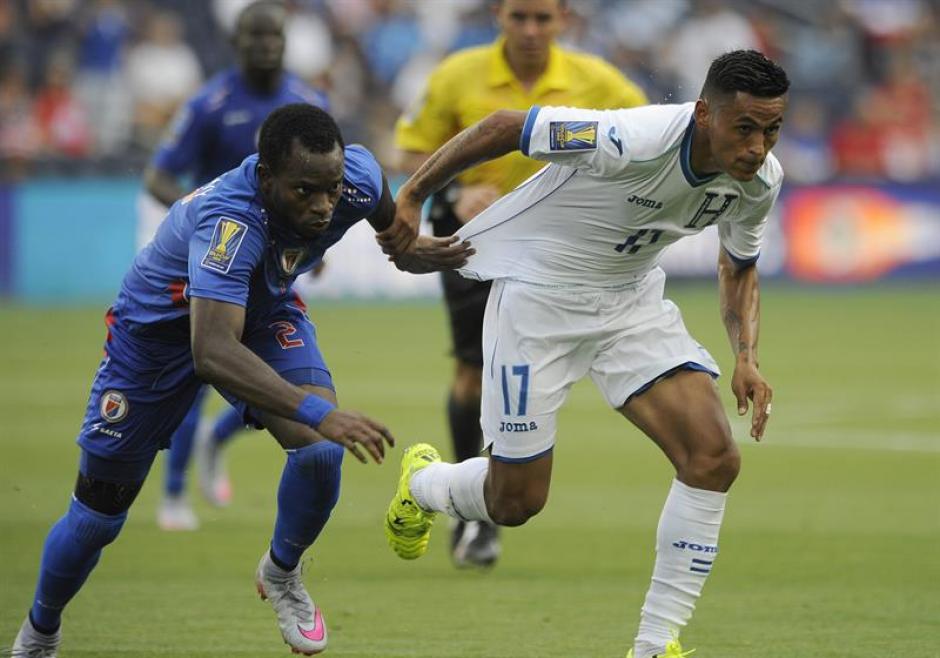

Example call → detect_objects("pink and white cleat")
10 615 60 657
255 551 327 655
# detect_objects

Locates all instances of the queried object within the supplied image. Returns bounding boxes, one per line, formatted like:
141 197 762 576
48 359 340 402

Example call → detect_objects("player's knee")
66 497 127 549
685 441 740 491
74 472 145 515
486 489 546 527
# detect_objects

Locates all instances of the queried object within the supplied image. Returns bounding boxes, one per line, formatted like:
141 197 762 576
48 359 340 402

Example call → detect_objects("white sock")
634 479 727 656
410 457 493 523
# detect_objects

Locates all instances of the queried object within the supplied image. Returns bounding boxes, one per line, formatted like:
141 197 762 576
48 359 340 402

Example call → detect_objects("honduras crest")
549 121 598 151
202 217 248 273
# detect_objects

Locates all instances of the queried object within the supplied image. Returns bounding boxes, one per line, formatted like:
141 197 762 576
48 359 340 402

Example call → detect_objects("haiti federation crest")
100 390 129 423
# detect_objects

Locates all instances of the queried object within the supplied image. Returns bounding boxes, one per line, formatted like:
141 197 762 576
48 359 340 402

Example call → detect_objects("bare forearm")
194 339 308 419
143 167 187 208
719 254 761 366
400 110 525 204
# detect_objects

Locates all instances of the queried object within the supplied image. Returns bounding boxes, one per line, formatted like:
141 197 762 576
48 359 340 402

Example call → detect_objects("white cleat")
10 616 60 657
452 520 501 569
194 420 232 507
255 552 327 656
157 494 199 531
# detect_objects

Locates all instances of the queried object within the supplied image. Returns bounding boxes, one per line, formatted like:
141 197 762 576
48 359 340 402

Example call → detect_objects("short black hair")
701 50 790 101
258 104 344 173
235 0 286 33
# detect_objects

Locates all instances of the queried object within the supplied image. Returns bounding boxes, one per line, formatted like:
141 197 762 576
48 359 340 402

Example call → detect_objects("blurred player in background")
383 50 788 657
394 0 648 568
140 0 329 530
12 103 470 658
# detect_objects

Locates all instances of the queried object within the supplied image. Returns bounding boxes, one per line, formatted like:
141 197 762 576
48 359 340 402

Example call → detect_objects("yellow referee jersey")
395 38 648 194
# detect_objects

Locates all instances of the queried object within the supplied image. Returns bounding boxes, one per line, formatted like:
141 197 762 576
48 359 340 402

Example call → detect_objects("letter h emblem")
685 192 738 228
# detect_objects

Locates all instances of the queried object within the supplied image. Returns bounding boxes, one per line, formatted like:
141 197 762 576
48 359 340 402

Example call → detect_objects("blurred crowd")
1 0 939 183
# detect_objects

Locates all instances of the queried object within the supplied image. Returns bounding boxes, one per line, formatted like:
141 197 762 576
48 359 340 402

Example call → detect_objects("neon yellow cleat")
385 443 441 560
626 639 695 658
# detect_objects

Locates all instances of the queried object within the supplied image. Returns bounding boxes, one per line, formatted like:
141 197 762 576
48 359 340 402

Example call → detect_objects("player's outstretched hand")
392 235 474 274
317 409 395 464
731 362 773 441
377 193 421 257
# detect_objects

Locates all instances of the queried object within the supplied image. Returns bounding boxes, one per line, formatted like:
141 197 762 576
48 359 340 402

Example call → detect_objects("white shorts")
480 267 720 462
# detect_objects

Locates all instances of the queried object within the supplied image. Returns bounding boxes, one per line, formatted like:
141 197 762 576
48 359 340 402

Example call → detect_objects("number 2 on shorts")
501 364 530 416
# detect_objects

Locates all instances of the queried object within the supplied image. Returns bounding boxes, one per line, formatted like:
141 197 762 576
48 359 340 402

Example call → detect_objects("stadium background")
1 1 938 657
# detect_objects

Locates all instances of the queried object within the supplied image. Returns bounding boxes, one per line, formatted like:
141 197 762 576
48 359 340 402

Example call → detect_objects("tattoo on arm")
407 111 523 202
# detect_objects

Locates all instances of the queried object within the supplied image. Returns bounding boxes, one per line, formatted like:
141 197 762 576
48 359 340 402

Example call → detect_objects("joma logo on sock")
499 421 539 432
672 540 718 553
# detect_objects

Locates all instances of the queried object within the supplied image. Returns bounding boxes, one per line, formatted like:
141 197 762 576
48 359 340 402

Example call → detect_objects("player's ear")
693 98 711 128
257 162 273 192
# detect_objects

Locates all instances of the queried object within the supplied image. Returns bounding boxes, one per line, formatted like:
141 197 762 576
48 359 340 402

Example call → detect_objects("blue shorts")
77 302 333 463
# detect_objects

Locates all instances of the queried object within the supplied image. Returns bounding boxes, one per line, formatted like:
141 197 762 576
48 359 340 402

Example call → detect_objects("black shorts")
431 191 491 367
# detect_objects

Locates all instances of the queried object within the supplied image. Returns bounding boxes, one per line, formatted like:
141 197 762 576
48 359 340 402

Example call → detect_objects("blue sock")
270 442 344 571
30 497 126 632
164 400 202 496
212 406 245 448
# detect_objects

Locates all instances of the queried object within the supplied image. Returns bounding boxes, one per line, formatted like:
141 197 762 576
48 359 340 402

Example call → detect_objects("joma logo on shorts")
672 540 718 553
499 421 539 432
627 194 663 210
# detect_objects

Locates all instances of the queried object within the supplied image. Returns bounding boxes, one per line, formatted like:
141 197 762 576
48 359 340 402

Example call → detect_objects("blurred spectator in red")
0 63 42 177
126 10 202 150
830 91 888 179
872 47 934 181
34 49 92 159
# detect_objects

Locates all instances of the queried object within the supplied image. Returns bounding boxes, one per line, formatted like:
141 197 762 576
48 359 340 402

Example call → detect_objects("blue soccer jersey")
152 68 329 187
78 146 382 461
117 145 382 328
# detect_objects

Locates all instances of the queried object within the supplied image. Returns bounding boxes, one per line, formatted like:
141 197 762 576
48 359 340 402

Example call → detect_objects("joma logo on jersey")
549 121 598 151
499 421 539 432
202 217 248 273
627 194 663 210
672 540 718 553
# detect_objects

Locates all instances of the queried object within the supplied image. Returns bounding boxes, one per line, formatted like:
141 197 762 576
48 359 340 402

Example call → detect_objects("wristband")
294 394 336 428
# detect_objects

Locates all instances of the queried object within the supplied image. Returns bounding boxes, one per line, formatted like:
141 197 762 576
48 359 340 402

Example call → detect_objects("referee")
394 0 648 568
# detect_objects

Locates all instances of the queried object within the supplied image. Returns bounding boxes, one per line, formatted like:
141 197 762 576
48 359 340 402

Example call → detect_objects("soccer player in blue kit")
11 103 471 657
141 0 332 528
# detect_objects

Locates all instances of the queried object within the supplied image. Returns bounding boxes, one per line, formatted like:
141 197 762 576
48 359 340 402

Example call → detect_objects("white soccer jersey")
456 103 783 287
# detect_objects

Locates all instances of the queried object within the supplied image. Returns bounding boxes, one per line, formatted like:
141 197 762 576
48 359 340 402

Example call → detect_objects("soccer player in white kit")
380 49 788 658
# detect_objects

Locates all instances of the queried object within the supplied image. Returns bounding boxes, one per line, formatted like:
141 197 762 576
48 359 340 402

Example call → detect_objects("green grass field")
1 283 938 658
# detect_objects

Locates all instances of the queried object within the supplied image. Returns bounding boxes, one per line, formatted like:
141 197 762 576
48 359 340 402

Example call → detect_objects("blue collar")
680 117 720 187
